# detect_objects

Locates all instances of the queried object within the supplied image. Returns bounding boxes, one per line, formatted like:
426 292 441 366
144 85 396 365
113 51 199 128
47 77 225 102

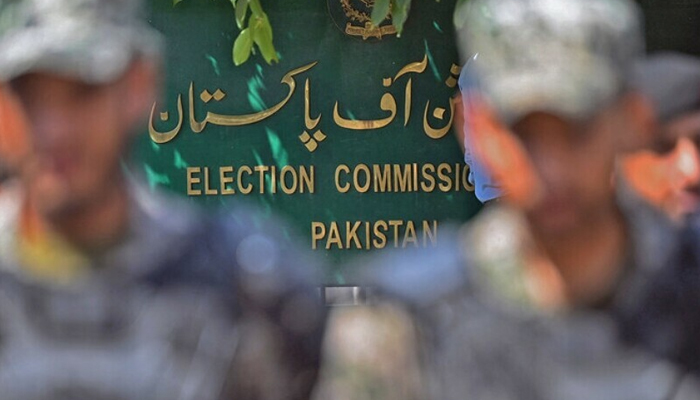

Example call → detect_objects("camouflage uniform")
624 209 700 377
315 187 700 400
316 0 700 399
0 0 326 399
0 182 325 400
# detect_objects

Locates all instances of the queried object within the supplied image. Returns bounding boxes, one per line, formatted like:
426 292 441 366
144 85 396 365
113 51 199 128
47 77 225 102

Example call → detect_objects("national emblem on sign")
328 0 397 40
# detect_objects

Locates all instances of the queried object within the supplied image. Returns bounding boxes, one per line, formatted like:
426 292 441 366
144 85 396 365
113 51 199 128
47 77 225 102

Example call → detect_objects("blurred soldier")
621 53 700 222
456 56 503 204
0 83 28 184
315 1 700 399
0 0 325 399
453 59 504 204
620 53 700 375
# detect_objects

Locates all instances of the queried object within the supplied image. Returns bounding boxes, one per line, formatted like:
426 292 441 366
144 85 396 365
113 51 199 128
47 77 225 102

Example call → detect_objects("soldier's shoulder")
359 205 530 309
214 203 323 288
131 185 321 297
0 183 23 267
354 224 473 308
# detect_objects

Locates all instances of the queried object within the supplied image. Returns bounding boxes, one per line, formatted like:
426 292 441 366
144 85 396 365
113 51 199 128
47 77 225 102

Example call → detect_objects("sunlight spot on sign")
256 63 264 78
345 110 356 120
264 176 275 199
334 272 346 285
432 21 443 33
252 150 275 200
150 141 160 153
144 164 170 190
247 75 268 112
205 54 221 76
266 128 289 167
268 138 283 191
173 149 190 169
424 39 441 82
253 150 263 167
446 194 454 202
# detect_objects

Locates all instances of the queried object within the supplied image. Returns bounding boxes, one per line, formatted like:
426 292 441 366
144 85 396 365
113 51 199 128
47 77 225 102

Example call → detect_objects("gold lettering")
421 164 436 192
373 164 391 192
204 167 218 195
403 220 418 248
311 222 326 250
388 220 403 247
353 164 371 193
463 165 474 191
335 164 351 193
423 220 438 246
220 166 235 195
238 166 253 194
326 222 343 249
254 165 269 194
187 167 202 196
271 165 277 194
393 164 411 192
346 221 362 249
455 163 460 192
280 166 298 194
412 163 419 191
309 219 439 251
365 221 371 250
373 220 388 249
299 166 315 194
437 163 452 192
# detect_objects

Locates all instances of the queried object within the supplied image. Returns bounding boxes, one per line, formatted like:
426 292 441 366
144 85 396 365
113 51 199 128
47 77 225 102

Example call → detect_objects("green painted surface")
134 0 482 283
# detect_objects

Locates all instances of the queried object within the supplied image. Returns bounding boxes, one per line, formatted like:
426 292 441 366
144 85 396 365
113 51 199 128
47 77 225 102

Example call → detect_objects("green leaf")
235 0 249 29
173 0 184 6
233 28 253 66
252 14 278 64
249 0 264 16
453 0 471 29
371 0 391 26
392 0 410 36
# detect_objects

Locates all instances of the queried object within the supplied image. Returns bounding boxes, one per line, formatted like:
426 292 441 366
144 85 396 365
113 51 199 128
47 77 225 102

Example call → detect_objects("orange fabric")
465 96 542 209
620 151 671 208
621 137 700 219
0 85 30 170
17 198 89 283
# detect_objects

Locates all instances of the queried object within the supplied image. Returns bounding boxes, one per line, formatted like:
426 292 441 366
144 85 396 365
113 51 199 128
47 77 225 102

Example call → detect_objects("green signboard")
135 0 482 283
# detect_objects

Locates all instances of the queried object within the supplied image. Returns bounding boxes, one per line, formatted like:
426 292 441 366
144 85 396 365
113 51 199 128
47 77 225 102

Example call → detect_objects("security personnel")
314 1 700 399
0 0 326 399
619 53 700 376
621 53 700 222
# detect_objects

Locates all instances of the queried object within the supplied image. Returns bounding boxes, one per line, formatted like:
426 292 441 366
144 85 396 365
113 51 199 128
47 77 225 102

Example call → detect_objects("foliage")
174 0 471 66
173 0 276 66
372 0 470 35
230 0 277 66
371 0 411 36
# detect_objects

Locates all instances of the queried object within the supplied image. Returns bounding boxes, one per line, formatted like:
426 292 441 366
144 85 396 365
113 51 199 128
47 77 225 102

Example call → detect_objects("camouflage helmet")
455 0 644 125
0 0 162 83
